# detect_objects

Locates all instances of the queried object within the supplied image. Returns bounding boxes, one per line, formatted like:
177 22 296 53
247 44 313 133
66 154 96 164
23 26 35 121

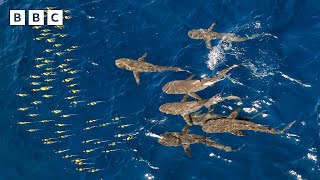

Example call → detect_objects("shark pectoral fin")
138 53 148 62
182 114 193 126
133 71 140 85
186 74 196 80
182 144 191 157
227 108 241 119
182 125 190 134
181 94 190 102
205 38 212 49
230 131 246 136
187 92 202 100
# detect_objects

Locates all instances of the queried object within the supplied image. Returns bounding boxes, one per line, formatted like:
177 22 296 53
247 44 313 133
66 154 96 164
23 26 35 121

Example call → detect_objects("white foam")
278 72 311 88
145 132 162 139
289 170 303 180
206 45 226 70
307 153 317 162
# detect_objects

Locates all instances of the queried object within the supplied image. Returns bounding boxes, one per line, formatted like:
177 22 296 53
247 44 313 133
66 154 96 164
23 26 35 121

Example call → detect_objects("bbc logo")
10 10 63 26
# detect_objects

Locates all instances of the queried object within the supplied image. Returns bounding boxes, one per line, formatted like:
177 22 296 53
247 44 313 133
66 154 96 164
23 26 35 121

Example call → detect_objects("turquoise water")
0 0 319 179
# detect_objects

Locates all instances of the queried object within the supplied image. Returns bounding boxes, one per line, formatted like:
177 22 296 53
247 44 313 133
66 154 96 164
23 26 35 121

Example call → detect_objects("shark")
188 22 266 49
158 125 237 157
162 64 240 100
115 53 190 85
191 108 296 136
159 94 241 126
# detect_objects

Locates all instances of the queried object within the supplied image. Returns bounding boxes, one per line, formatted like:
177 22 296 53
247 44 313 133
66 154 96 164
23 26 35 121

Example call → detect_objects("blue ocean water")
0 0 319 179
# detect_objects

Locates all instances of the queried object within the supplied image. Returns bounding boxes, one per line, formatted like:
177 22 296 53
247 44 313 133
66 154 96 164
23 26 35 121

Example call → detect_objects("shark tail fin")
280 120 296 133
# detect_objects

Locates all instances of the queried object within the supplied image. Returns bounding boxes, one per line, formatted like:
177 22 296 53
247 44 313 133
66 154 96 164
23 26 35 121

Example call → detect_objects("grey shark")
162 64 240 100
115 53 190 85
188 22 266 49
159 94 241 126
191 108 296 136
158 125 237 157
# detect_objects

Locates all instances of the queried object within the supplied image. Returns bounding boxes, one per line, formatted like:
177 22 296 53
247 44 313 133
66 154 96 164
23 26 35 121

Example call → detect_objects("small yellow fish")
86 119 99 123
18 107 30 111
44 49 53 53
64 16 72 20
62 155 78 159
43 60 54 64
34 37 45 41
42 95 54 98
77 168 90 172
64 96 78 100
68 70 79 74
55 130 70 134
31 89 41 92
63 10 71 13
44 79 55 82
42 29 51 32
17 121 32 125
45 68 55 71
51 110 62 114
88 168 103 173
31 101 42 105
35 64 46 68
45 7 56 10
68 84 78 87
54 25 65 29
102 149 119 153
62 78 77 83
43 140 61 145
40 33 52 36
83 147 102 153
27 114 40 117
35 58 44 61
42 72 56 76
61 68 72 72
59 34 68 37
83 126 98 131
32 26 42 29
65 48 75 52
112 116 126 121
93 140 109 145
38 120 54 123
60 134 74 139
53 44 62 47
124 136 135 141
82 139 100 144
55 123 71 127
27 129 41 132
16 94 29 97
70 46 79 49
60 114 78 118
114 134 126 138
30 82 41 85
30 75 41 79
70 100 86 105
58 64 68 68
87 101 105 106
65 58 76 62
118 124 133 129
46 38 55 43
70 89 81 94
54 149 70 154
55 52 66 56
40 86 53 91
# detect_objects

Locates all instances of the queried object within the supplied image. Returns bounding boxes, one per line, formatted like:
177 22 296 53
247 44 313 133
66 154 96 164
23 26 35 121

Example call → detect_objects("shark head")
115 58 130 69
188 29 206 39
158 132 181 146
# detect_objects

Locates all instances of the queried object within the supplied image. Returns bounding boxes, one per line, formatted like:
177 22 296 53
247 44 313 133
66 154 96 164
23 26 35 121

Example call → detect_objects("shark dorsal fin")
186 74 196 80
138 53 148 62
227 108 241 119
208 22 216 31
